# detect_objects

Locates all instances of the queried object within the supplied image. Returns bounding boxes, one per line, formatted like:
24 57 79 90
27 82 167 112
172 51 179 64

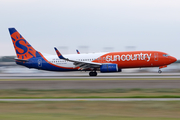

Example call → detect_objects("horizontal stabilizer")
15 58 29 62
4 57 28 62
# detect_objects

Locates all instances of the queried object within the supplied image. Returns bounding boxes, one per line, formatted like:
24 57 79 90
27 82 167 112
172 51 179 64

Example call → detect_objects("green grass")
0 88 180 119
0 101 180 120
0 89 180 99
0 114 179 120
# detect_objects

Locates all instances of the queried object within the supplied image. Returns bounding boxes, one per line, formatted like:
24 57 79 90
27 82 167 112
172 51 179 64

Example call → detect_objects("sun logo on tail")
11 31 36 59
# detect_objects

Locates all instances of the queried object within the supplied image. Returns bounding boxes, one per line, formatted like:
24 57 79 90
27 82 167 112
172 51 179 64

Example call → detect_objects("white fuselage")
44 52 108 68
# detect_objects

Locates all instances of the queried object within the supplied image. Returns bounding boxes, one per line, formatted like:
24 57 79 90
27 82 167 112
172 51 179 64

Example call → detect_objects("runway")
0 73 180 89
1 73 180 79
0 98 180 101
0 79 180 89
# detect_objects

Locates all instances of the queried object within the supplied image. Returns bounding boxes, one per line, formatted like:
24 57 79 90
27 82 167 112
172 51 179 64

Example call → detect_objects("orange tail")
9 28 37 60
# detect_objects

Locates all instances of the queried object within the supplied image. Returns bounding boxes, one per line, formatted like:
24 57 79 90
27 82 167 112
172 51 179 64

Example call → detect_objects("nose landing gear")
158 65 167 74
158 69 162 74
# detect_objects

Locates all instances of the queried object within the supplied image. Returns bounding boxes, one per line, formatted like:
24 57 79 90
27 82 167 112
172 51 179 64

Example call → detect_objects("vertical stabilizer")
8 28 37 60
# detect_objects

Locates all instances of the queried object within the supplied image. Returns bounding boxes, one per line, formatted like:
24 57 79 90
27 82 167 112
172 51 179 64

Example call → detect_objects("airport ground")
0 72 180 119
1 72 180 90
0 72 180 99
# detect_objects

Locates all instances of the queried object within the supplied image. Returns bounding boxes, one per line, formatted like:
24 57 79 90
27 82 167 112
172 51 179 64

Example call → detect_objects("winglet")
54 47 66 59
76 49 80 54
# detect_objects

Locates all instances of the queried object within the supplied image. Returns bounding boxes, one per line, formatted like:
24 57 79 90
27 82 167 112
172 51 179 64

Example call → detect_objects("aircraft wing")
54 47 102 70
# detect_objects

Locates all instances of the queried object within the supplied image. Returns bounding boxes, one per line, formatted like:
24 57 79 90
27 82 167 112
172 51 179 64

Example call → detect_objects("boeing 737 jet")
9 28 177 76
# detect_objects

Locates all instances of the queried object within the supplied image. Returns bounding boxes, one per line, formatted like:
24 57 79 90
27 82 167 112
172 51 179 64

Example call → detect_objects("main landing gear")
89 71 97 76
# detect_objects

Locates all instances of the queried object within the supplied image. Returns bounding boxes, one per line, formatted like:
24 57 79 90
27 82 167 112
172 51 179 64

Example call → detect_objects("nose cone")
170 56 177 63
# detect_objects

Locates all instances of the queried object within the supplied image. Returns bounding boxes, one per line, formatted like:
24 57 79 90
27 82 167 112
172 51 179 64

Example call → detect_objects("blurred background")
1 0 180 59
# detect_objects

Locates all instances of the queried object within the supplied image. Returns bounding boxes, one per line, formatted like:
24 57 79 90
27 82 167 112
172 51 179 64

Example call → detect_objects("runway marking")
0 98 180 101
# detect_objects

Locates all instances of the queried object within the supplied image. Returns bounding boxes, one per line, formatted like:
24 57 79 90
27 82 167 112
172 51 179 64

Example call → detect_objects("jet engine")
100 64 121 73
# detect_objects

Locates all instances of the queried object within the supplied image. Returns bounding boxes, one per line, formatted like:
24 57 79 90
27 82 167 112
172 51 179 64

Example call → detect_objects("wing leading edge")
54 47 102 70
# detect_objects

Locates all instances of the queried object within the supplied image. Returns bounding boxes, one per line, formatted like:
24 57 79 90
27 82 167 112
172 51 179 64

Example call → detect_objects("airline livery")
9 28 177 76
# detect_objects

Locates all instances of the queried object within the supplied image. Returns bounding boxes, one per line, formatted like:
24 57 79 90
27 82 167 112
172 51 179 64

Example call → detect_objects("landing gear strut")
89 71 97 76
158 69 162 74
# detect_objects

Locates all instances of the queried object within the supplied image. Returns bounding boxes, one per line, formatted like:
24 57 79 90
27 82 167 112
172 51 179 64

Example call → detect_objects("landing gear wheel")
89 72 97 76
94 72 97 76
158 70 162 74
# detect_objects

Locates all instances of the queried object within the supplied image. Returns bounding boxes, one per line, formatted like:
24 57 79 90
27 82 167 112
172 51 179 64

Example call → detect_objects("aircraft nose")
170 56 177 63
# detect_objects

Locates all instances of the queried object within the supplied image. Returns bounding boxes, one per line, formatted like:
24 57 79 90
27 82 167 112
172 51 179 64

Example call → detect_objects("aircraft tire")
94 72 97 76
158 70 162 74
89 72 97 76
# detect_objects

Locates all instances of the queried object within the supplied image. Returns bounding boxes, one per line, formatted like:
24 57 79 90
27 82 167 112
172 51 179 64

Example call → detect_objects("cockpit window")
163 54 169 57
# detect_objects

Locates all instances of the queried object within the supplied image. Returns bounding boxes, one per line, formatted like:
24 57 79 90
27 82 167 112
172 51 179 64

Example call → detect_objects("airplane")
8 28 177 76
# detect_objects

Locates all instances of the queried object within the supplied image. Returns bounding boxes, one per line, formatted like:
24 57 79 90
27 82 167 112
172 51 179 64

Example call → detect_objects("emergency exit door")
154 53 158 61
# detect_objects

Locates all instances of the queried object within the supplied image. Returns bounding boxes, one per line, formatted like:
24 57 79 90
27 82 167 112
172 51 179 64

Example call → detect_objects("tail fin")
8 28 37 60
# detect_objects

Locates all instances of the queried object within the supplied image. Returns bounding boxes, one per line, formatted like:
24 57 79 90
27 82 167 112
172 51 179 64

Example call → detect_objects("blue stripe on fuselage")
16 52 77 71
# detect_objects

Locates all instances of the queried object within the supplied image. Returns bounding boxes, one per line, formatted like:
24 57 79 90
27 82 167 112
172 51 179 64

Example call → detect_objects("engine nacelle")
100 64 121 73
